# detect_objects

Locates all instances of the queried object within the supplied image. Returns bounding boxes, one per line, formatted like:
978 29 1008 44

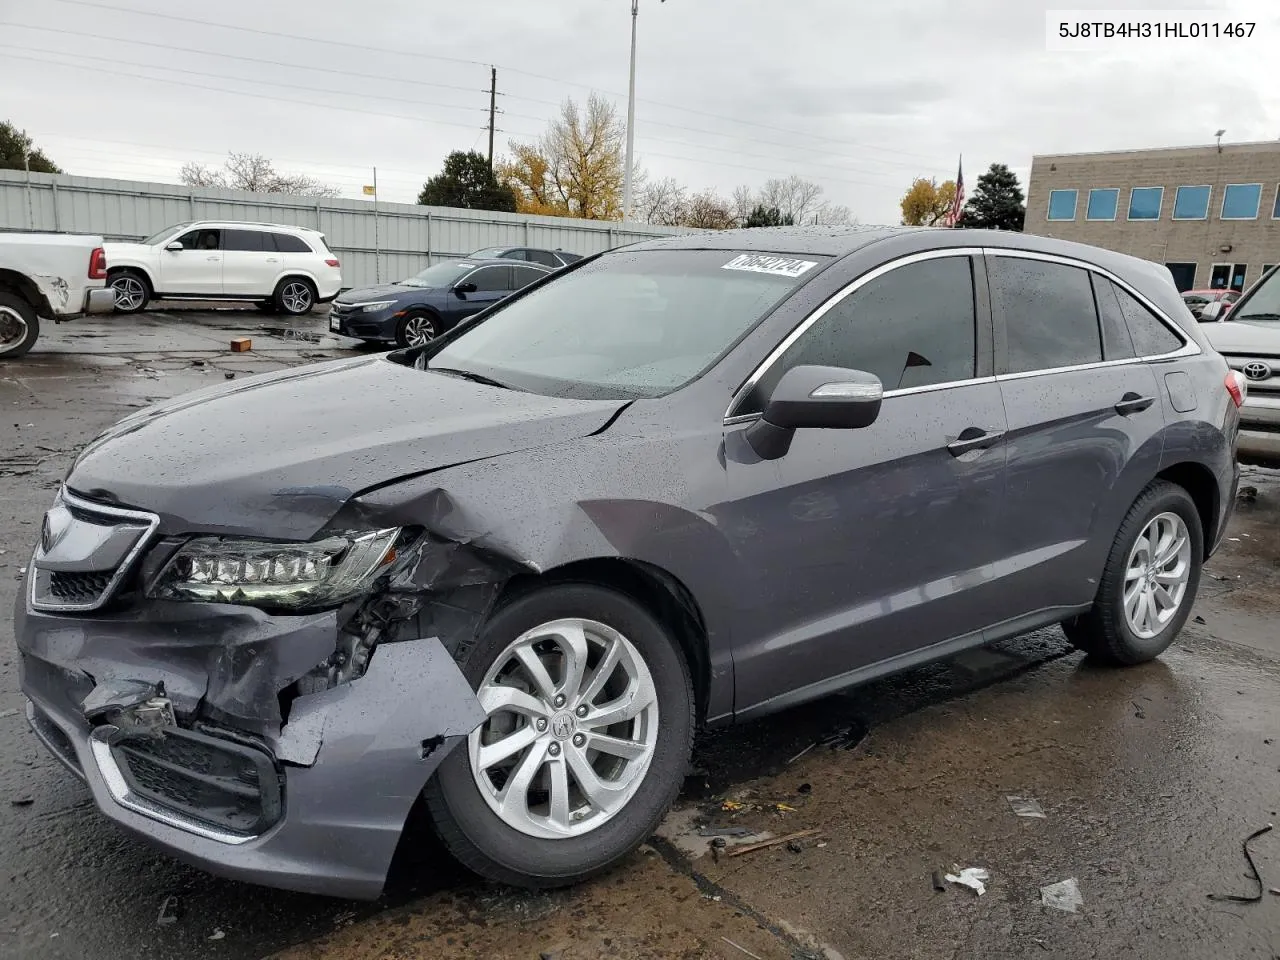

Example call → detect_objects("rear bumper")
83 286 114 315
18 595 485 899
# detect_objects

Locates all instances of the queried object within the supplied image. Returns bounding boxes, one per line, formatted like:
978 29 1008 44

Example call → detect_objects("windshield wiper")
429 366 515 390
1233 312 1280 322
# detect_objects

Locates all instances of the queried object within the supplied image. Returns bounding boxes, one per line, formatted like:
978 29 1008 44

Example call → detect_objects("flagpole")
373 166 380 283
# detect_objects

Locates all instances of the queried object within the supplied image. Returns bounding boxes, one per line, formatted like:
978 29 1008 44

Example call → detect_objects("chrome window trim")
89 729 256 846
29 487 160 613
723 245 1200 425
723 247 986 422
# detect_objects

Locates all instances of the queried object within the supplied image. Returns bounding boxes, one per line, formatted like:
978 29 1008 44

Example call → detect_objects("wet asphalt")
2 311 1280 960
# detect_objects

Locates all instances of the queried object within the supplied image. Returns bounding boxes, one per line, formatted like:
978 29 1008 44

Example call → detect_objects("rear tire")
109 270 150 313
1063 480 1203 665
273 277 316 316
0 290 39 359
425 583 694 888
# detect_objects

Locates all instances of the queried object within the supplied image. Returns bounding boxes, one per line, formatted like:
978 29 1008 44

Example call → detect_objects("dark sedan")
329 258 552 347
468 245 584 268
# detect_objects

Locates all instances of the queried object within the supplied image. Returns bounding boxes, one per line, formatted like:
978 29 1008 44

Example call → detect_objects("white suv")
104 221 343 315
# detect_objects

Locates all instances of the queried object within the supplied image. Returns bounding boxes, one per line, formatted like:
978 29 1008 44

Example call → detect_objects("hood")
1201 320 1280 355
336 282 420 302
67 356 624 539
103 240 154 257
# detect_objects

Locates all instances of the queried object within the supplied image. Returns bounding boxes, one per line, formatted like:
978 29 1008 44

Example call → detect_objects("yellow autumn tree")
900 177 958 226
498 93 627 220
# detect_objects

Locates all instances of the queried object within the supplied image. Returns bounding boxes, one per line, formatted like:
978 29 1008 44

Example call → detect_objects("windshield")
424 248 828 400
143 222 192 245
1229 268 1280 324
399 261 476 288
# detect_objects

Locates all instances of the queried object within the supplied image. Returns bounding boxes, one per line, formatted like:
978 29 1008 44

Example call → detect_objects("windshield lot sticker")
722 254 817 278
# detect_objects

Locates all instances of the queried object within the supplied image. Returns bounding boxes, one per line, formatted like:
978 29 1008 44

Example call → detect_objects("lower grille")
30 705 83 776
110 728 282 837
49 571 113 604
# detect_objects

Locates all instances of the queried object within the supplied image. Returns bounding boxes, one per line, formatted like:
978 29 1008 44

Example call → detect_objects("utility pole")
372 166 380 283
621 0 639 222
488 66 497 170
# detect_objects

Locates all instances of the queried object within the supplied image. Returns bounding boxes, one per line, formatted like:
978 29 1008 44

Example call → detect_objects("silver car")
1199 267 1280 459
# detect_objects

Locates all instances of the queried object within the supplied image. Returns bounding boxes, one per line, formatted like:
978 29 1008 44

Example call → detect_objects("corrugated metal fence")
0 170 688 289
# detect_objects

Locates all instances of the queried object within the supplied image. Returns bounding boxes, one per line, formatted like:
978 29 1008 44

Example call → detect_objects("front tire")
425 584 694 888
0 290 39 359
109 270 150 313
273 277 316 316
1063 480 1203 665
395 310 439 348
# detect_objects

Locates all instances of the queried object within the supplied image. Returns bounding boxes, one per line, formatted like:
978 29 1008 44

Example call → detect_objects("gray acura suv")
16 227 1241 899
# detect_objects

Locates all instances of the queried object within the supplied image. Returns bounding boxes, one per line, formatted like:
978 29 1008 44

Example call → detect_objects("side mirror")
1199 300 1224 322
745 365 883 460
454 281 478 295
164 241 184 252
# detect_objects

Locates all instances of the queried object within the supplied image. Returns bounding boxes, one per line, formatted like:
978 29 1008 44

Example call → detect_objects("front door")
159 227 224 296
985 253 1166 618
721 252 1011 713
449 265 513 323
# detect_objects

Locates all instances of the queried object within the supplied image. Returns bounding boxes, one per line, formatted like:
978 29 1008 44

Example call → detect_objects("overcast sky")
2 0 1278 224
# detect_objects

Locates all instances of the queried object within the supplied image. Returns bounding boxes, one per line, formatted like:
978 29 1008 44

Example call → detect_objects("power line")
38 0 942 166
8 49 911 192
3 20 932 178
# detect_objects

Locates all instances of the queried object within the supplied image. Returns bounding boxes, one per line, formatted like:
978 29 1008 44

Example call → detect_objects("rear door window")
223 229 265 252
741 255 977 414
989 257 1101 373
512 266 548 289
1112 282 1184 356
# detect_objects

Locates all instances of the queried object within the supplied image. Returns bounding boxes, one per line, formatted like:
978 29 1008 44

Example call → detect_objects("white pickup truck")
0 232 115 359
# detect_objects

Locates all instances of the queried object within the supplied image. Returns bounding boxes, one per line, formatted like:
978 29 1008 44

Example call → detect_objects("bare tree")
636 176 688 226
180 152 340 198
730 185 757 227
681 189 737 230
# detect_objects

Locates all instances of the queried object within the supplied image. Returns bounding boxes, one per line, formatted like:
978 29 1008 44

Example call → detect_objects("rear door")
159 227 223 295
221 229 276 297
512 264 549 292
722 251 1011 712
987 251 1165 618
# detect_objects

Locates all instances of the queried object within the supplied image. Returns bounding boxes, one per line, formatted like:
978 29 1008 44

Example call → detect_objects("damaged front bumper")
16 597 485 899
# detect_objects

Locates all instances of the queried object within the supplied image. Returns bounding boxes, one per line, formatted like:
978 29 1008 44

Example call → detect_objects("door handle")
947 427 1005 457
1114 392 1155 415
207 256 220 261
265 257 279 263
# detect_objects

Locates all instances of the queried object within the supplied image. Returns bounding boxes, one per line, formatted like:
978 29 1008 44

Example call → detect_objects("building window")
1086 188 1119 220
1127 186 1163 220
1047 189 1078 221
1272 185 1280 219
1165 262 1196 292
1221 183 1262 220
1210 263 1249 292
1173 185 1212 220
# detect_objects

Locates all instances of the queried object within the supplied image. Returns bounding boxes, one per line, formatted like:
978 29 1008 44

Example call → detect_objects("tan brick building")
1025 141 1280 293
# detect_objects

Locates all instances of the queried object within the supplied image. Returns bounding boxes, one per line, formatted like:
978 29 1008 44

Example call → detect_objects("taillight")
325 258 340 268
1226 370 1247 408
88 247 107 280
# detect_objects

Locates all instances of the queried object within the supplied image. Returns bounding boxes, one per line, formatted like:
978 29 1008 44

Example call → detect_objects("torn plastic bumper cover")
17 584 486 898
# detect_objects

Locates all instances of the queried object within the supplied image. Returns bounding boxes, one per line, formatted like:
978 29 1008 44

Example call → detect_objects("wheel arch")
0 269 51 317
106 263 156 293
498 557 712 725
1156 461 1220 559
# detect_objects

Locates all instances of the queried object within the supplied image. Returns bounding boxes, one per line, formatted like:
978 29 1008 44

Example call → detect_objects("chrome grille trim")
29 487 160 613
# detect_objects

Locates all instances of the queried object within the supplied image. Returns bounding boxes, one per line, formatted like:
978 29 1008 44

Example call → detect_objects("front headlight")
358 300 397 313
151 528 401 609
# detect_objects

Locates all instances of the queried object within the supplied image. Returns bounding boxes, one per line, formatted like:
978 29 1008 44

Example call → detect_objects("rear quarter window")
1112 282 1184 356
272 233 314 253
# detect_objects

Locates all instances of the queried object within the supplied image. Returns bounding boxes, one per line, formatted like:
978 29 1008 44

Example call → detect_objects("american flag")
944 157 965 227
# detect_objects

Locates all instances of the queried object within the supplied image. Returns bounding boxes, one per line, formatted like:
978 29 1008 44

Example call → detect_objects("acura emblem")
40 503 73 555
550 713 574 740
1243 361 1271 381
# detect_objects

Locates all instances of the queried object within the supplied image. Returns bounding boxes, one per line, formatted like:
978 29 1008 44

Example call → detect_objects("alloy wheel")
111 275 146 311
281 281 313 314
1123 511 1192 639
468 618 659 840
404 315 437 346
